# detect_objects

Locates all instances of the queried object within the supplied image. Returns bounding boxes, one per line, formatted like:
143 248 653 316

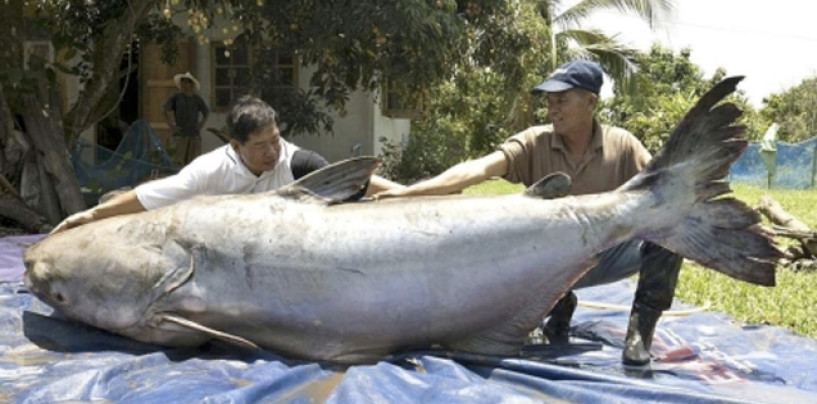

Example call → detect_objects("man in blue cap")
376 59 683 366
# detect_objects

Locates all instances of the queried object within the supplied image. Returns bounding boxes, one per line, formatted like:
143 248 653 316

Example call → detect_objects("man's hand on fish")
50 210 97 235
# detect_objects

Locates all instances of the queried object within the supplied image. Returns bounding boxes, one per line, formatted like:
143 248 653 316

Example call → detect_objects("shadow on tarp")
19 306 325 367
3 233 817 403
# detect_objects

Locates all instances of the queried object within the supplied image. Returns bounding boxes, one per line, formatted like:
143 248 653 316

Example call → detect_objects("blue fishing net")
70 119 178 204
729 137 817 189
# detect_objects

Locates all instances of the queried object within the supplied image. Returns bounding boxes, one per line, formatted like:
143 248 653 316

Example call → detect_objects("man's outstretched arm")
49 190 147 235
375 151 509 199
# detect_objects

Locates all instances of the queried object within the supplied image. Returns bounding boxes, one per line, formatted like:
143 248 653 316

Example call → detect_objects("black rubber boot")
622 303 662 365
543 291 577 344
621 242 683 366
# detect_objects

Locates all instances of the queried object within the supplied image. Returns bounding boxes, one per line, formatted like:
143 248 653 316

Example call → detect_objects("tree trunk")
0 0 23 73
757 195 817 257
0 0 23 179
62 0 156 141
0 82 49 231
19 93 87 218
0 193 49 233
0 85 15 179
20 150 63 224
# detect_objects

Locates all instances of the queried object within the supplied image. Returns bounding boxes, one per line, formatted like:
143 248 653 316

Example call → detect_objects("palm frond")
556 0 674 29
557 29 641 93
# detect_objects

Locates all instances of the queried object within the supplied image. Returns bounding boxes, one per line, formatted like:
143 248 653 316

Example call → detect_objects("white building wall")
288 66 411 163
373 89 411 159
194 42 228 153
290 83 373 162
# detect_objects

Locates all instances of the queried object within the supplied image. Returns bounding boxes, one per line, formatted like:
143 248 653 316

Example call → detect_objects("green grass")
464 179 817 339
678 184 817 339
463 178 524 195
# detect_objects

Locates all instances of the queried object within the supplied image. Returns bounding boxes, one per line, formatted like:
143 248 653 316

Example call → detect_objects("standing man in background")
165 72 210 166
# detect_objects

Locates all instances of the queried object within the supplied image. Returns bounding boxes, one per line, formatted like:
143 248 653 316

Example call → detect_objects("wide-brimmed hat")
531 60 603 94
173 72 200 91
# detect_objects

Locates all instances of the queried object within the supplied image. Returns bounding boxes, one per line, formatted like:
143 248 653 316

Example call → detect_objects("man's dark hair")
226 95 277 143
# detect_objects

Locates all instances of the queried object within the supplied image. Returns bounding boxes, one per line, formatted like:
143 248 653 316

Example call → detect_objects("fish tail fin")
624 76 781 286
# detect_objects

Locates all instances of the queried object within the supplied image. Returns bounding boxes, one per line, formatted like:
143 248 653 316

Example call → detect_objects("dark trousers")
172 135 202 167
548 241 682 327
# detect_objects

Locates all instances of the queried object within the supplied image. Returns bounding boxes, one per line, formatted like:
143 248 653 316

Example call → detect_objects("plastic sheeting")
2 234 817 403
729 137 817 189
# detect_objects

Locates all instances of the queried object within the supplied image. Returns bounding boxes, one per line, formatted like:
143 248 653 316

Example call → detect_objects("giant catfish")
23 77 780 364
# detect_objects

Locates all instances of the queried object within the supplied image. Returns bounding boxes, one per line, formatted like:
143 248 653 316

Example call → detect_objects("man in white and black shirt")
51 96 401 234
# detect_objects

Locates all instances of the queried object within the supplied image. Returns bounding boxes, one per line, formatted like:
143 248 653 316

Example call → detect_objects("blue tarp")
729 137 817 188
2 234 817 403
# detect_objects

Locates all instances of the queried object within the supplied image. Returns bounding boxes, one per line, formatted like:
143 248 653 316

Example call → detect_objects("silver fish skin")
23 77 780 364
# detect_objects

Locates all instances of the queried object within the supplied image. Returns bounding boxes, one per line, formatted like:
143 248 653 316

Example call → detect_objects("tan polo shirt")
498 120 651 195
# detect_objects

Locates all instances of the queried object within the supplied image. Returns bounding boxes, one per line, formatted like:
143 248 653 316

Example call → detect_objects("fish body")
23 77 779 364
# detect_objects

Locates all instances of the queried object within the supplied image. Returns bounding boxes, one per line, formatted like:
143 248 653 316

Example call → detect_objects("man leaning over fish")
50 96 404 235
376 60 681 366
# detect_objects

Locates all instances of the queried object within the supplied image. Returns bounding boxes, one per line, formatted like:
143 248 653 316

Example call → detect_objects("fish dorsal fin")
278 156 380 203
523 172 572 199
158 313 260 350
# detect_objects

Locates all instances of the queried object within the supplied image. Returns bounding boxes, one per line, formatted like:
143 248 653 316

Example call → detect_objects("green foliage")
380 0 672 182
377 66 509 183
377 127 469 184
135 15 185 66
599 45 769 153
378 0 552 183
30 0 130 47
413 69 517 158
17 0 678 146
245 0 512 114
250 46 333 138
546 0 673 93
760 76 817 142
27 0 134 84
598 45 711 152
16 0 528 140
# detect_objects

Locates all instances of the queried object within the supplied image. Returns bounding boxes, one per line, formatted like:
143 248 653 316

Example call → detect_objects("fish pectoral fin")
157 314 260 350
151 241 199 297
524 172 572 200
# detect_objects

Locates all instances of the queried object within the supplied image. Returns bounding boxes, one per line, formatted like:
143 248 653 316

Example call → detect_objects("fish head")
23 226 193 334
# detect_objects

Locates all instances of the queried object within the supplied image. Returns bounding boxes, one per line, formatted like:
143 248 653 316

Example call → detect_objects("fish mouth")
22 260 61 306
23 260 148 332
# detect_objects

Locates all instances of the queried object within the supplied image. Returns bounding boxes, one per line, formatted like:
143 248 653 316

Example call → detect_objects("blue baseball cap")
531 60 603 94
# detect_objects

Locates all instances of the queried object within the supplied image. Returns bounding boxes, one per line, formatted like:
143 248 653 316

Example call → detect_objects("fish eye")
53 292 66 304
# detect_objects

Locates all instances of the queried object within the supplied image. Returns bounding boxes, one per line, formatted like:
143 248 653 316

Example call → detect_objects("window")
211 38 297 111
382 84 423 119
213 40 251 110
257 48 297 101
23 41 53 70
